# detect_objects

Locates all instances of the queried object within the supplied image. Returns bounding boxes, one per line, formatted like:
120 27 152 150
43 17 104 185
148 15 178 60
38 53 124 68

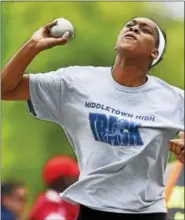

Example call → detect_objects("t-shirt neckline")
109 67 151 93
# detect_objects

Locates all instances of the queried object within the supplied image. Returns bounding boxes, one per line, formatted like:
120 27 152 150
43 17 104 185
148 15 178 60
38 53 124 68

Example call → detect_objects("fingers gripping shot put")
50 18 74 39
1 17 184 220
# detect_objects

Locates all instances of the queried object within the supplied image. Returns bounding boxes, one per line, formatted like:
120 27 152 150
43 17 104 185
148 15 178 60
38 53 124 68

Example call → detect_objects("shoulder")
149 75 184 100
59 65 110 86
29 66 110 86
62 65 110 78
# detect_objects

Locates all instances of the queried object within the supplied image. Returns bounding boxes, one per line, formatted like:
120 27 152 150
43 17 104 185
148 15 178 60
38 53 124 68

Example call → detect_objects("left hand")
169 138 184 164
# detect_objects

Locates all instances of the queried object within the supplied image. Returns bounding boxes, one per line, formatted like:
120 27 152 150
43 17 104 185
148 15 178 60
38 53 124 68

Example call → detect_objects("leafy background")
1 1 184 215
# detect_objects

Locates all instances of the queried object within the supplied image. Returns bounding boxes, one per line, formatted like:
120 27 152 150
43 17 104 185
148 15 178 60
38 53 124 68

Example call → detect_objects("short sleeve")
170 86 184 130
175 88 184 128
28 67 70 124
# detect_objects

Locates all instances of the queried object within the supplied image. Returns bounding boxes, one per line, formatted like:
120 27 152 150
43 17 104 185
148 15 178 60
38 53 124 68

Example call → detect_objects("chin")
116 43 137 54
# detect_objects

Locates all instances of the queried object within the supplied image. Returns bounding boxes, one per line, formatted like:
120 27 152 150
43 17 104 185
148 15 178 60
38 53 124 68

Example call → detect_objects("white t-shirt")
28 66 184 214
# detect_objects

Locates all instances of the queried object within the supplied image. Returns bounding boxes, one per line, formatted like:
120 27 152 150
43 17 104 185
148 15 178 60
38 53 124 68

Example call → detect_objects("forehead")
129 17 157 29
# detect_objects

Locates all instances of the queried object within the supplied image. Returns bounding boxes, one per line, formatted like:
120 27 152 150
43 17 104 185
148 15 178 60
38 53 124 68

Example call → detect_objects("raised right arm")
1 40 38 100
1 20 69 101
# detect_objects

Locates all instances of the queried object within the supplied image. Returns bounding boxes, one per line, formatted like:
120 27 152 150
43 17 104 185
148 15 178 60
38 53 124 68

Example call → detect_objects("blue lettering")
106 116 120 146
121 119 129 146
129 121 144 146
89 113 99 141
89 113 108 142
96 114 108 142
89 113 144 147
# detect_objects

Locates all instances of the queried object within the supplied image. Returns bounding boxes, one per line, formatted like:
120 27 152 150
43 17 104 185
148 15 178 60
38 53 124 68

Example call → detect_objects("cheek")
116 35 122 46
142 37 156 53
116 29 126 43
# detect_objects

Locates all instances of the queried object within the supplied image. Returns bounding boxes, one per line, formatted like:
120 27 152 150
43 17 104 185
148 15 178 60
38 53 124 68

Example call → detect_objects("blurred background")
1 1 184 217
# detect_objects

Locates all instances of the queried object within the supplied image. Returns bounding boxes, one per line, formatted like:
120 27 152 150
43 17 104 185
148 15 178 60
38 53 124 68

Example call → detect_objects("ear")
150 48 159 60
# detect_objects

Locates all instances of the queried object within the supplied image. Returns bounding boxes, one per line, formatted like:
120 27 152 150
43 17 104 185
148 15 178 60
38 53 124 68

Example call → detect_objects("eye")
142 29 151 34
125 23 133 28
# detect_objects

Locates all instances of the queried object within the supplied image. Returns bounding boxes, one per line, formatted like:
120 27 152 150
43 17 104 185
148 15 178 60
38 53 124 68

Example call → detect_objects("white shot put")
50 18 74 40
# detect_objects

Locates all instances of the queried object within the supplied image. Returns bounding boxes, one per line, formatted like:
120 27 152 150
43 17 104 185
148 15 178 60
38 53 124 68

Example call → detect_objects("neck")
112 55 149 87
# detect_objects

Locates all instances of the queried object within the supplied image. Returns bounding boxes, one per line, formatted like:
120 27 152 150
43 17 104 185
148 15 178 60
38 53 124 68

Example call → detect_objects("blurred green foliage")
1 1 184 213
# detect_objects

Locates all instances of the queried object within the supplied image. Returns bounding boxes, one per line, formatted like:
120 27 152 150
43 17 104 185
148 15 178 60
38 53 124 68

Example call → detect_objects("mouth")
123 33 137 40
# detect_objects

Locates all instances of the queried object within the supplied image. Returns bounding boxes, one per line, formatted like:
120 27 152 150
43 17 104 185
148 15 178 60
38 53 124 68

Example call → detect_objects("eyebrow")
131 19 154 30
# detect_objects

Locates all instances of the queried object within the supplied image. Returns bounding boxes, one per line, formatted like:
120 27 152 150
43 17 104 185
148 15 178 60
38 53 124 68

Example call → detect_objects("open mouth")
124 33 137 40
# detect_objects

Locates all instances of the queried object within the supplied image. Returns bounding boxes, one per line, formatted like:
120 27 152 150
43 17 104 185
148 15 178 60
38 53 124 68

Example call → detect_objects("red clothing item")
29 190 79 220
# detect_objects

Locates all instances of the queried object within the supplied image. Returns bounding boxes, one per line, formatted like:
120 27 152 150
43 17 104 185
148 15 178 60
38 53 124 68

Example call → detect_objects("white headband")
151 26 165 66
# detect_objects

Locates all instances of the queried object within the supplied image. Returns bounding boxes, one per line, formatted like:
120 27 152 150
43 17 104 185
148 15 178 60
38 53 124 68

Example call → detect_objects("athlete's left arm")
169 132 184 164
168 86 184 164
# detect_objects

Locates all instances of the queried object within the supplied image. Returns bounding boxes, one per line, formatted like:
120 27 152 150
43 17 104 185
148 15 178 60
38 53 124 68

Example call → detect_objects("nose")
129 26 140 34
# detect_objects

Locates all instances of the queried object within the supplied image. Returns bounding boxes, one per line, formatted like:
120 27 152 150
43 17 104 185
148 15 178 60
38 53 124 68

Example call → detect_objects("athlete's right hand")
31 20 70 52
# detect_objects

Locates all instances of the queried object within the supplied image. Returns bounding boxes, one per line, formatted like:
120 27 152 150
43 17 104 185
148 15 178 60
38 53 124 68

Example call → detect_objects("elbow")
1 80 8 100
1 90 13 101
1 75 8 99
1 89 8 100
1 78 17 100
1 83 13 100
1 83 6 100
